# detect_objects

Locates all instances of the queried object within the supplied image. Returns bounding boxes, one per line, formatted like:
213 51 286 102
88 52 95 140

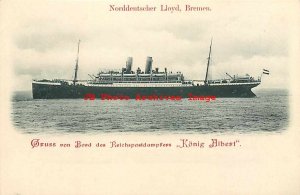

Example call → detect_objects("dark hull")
32 83 260 99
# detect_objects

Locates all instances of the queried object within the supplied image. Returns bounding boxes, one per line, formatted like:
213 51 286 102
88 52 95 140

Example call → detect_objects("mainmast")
73 40 80 85
204 38 212 85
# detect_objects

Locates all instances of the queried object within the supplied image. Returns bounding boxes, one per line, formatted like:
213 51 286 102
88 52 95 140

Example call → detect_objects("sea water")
12 89 288 135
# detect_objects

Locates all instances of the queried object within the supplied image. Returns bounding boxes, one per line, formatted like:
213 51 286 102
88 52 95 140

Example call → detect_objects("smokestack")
145 56 153 74
126 57 133 74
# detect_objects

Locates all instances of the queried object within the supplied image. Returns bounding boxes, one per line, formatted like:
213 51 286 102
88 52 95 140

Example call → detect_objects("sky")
3 0 299 90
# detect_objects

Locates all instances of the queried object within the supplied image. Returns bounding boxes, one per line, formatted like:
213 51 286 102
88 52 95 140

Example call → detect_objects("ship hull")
32 82 260 99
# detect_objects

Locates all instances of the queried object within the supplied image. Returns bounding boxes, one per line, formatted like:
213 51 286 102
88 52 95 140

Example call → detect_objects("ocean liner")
32 40 263 99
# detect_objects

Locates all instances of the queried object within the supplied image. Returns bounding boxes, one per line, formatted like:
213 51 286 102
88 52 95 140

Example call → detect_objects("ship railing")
33 79 68 82
208 81 261 86
88 80 183 84
33 79 93 82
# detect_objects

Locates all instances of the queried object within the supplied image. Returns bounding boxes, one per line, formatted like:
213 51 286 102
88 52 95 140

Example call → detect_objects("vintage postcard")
1 0 300 194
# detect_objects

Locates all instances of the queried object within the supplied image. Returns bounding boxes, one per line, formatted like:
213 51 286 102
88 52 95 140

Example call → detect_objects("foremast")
73 40 80 85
